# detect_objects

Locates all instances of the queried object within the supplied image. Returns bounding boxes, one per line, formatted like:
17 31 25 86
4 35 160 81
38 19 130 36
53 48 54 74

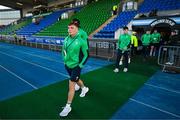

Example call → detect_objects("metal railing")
89 38 117 60
0 36 117 60
158 45 180 72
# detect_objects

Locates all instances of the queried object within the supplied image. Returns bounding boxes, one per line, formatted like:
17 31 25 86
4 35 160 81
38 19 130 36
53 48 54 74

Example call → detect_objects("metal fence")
89 38 117 60
158 45 180 72
0 35 117 60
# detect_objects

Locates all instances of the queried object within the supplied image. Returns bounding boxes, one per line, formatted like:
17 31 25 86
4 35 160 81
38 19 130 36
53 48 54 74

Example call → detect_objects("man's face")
123 29 128 34
171 31 176 36
146 31 150 34
68 25 78 36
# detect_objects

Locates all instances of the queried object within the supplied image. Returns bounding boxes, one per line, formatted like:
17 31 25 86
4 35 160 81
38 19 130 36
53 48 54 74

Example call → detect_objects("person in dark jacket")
166 30 180 65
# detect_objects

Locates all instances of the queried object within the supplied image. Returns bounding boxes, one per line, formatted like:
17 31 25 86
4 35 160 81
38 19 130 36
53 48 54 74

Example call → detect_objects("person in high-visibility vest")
131 31 138 56
112 5 118 15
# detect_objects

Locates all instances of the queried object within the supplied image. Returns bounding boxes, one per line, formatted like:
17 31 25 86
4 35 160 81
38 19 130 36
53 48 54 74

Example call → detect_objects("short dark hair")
68 21 79 28
172 30 178 34
72 18 80 25
123 26 128 30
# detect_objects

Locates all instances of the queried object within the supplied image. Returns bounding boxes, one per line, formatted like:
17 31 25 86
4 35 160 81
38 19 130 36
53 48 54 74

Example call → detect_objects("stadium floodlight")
16 2 23 6
0 5 11 9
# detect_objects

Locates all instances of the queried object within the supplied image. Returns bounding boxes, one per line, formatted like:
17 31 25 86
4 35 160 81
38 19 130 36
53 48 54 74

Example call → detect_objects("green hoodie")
62 33 88 68
118 33 131 51
141 34 151 46
78 28 89 48
79 28 88 41
151 33 161 43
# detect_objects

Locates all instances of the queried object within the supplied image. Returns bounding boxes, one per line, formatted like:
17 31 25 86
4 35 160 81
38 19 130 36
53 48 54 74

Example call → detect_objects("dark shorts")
65 65 81 82
151 43 160 47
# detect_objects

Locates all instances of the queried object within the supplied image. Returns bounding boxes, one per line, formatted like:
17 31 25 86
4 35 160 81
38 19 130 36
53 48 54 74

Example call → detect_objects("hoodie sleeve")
118 35 121 49
62 37 67 61
79 39 89 68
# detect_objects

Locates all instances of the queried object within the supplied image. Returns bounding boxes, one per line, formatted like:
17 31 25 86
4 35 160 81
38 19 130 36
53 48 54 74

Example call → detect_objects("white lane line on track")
0 51 69 78
0 45 64 64
0 64 38 89
130 98 180 118
1 47 94 68
145 83 180 94
15 50 64 64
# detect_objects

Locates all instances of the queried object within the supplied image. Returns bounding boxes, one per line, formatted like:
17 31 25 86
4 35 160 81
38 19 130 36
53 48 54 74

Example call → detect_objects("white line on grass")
0 51 69 78
130 98 180 118
145 83 180 94
0 64 38 89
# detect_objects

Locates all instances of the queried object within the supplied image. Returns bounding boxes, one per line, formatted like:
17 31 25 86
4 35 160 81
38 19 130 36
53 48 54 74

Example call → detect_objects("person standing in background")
114 26 131 73
150 29 161 56
166 30 180 65
141 30 151 61
131 31 138 56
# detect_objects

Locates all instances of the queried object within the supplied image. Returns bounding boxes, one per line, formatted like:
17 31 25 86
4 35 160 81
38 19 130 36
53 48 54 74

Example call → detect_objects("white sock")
66 103 71 107
150 51 152 56
81 86 85 89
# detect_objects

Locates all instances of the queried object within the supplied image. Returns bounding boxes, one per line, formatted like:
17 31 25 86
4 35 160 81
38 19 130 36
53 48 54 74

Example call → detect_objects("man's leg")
59 80 75 117
114 49 122 72
77 79 89 97
123 51 129 72
67 81 76 103
150 45 154 56
119 56 123 65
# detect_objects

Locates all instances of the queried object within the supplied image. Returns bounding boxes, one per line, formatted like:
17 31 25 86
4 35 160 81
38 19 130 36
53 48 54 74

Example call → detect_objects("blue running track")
111 71 180 119
0 43 112 101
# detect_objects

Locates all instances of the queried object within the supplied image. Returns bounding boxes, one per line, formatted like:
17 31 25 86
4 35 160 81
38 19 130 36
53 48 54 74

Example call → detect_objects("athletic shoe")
75 84 80 91
59 105 72 117
165 62 173 65
113 68 119 73
123 68 128 72
119 60 123 65
80 87 89 97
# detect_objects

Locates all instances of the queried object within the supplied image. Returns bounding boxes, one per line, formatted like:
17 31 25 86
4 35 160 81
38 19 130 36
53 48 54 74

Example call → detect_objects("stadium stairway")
94 10 137 39
36 0 120 37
